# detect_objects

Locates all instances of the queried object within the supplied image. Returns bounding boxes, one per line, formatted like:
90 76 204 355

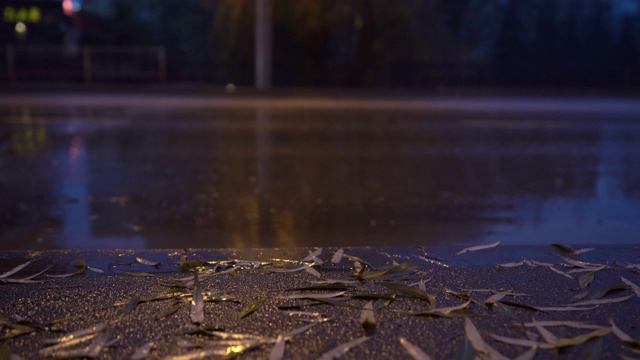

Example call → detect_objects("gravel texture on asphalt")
1 246 639 359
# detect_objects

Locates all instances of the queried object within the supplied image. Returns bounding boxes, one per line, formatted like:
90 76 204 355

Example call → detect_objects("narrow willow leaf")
551 243 577 254
533 305 598 312
621 277 640 298
499 301 540 312
282 291 346 300
343 254 373 268
579 272 595 288
269 335 285 360
39 333 98 357
118 296 141 316
359 301 375 331
589 285 628 300
490 334 554 350
572 290 590 301
190 272 204 324
303 248 323 262
44 323 107 345
0 322 35 341
412 300 472 316
158 303 182 319
496 261 525 268
570 295 633 306
399 337 432 360
485 293 506 304
350 292 396 300
491 301 522 323
119 271 156 277
523 321 604 330
378 282 436 307
567 265 606 274
331 248 344 264
456 241 500 256
452 338 475 360
307 279 359 285
532 321 558 344
282 322 322 339
239 297 267 319
282 284 351 291
136 257 161 267
271 266 306 273
414 309 480 318
87 266 104 274
362 263 416 280
46 261 88 278
466 319 510 360
416 256 450 268
560 256 604 269
0 261 32 279
524 259 555 267
0 278 43 284
131 340 155 360
309 297 366 310
610 317 640 346
316 336 370 360
554 327 612 348
548 266 574 280
304 265 321 278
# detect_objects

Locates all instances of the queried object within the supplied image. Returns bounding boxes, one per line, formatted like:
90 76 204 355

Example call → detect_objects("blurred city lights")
14 21 27 35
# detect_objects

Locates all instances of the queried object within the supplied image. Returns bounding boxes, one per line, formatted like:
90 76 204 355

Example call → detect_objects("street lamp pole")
255 0 272 90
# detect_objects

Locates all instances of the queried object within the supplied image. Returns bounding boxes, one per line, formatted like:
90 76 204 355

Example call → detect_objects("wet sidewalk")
1 245 639 359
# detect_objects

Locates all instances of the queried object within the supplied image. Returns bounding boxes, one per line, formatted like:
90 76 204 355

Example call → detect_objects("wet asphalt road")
1 93 640 250
1 245 639 359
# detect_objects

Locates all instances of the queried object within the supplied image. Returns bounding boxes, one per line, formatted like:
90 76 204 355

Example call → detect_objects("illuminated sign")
4 6 41 23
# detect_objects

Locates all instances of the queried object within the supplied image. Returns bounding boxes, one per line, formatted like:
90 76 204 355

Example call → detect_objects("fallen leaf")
579 272 595 288
131 340 155 360
495 261 525 268
523 321 604 330
621 277 640 298
269 335 285 360
554 327 612 348
316 336 370 360
378 282 436 308
239 297 267 319
282 291 347 300
190 272 204 324
490 334 553 350
136 257 161 267
303 265 321 278
456 241 500 256
610 317 640 346
303 248 323 262
0 261 32 279
570 295 633 306
514 344 539 360
158 303 181 319
464 318 509 360
359 301 375 331
331 248 344 264
588 285 628 300
399 337 432 360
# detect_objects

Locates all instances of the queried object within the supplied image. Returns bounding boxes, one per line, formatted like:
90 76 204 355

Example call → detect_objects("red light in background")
62 0 76 16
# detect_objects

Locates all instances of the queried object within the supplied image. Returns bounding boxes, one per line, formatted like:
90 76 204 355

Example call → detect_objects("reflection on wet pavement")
1 102 640 249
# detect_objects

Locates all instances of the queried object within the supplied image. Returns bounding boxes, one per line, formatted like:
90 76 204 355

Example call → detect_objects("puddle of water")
1 105 640 249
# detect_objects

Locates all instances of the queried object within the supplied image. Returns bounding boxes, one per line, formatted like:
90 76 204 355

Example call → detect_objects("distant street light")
255 0 272 90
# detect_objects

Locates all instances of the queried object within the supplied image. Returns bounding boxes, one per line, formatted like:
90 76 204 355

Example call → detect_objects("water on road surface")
1 95 640 249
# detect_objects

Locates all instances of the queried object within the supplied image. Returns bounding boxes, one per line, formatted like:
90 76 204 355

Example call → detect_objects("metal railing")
2 44 167 84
